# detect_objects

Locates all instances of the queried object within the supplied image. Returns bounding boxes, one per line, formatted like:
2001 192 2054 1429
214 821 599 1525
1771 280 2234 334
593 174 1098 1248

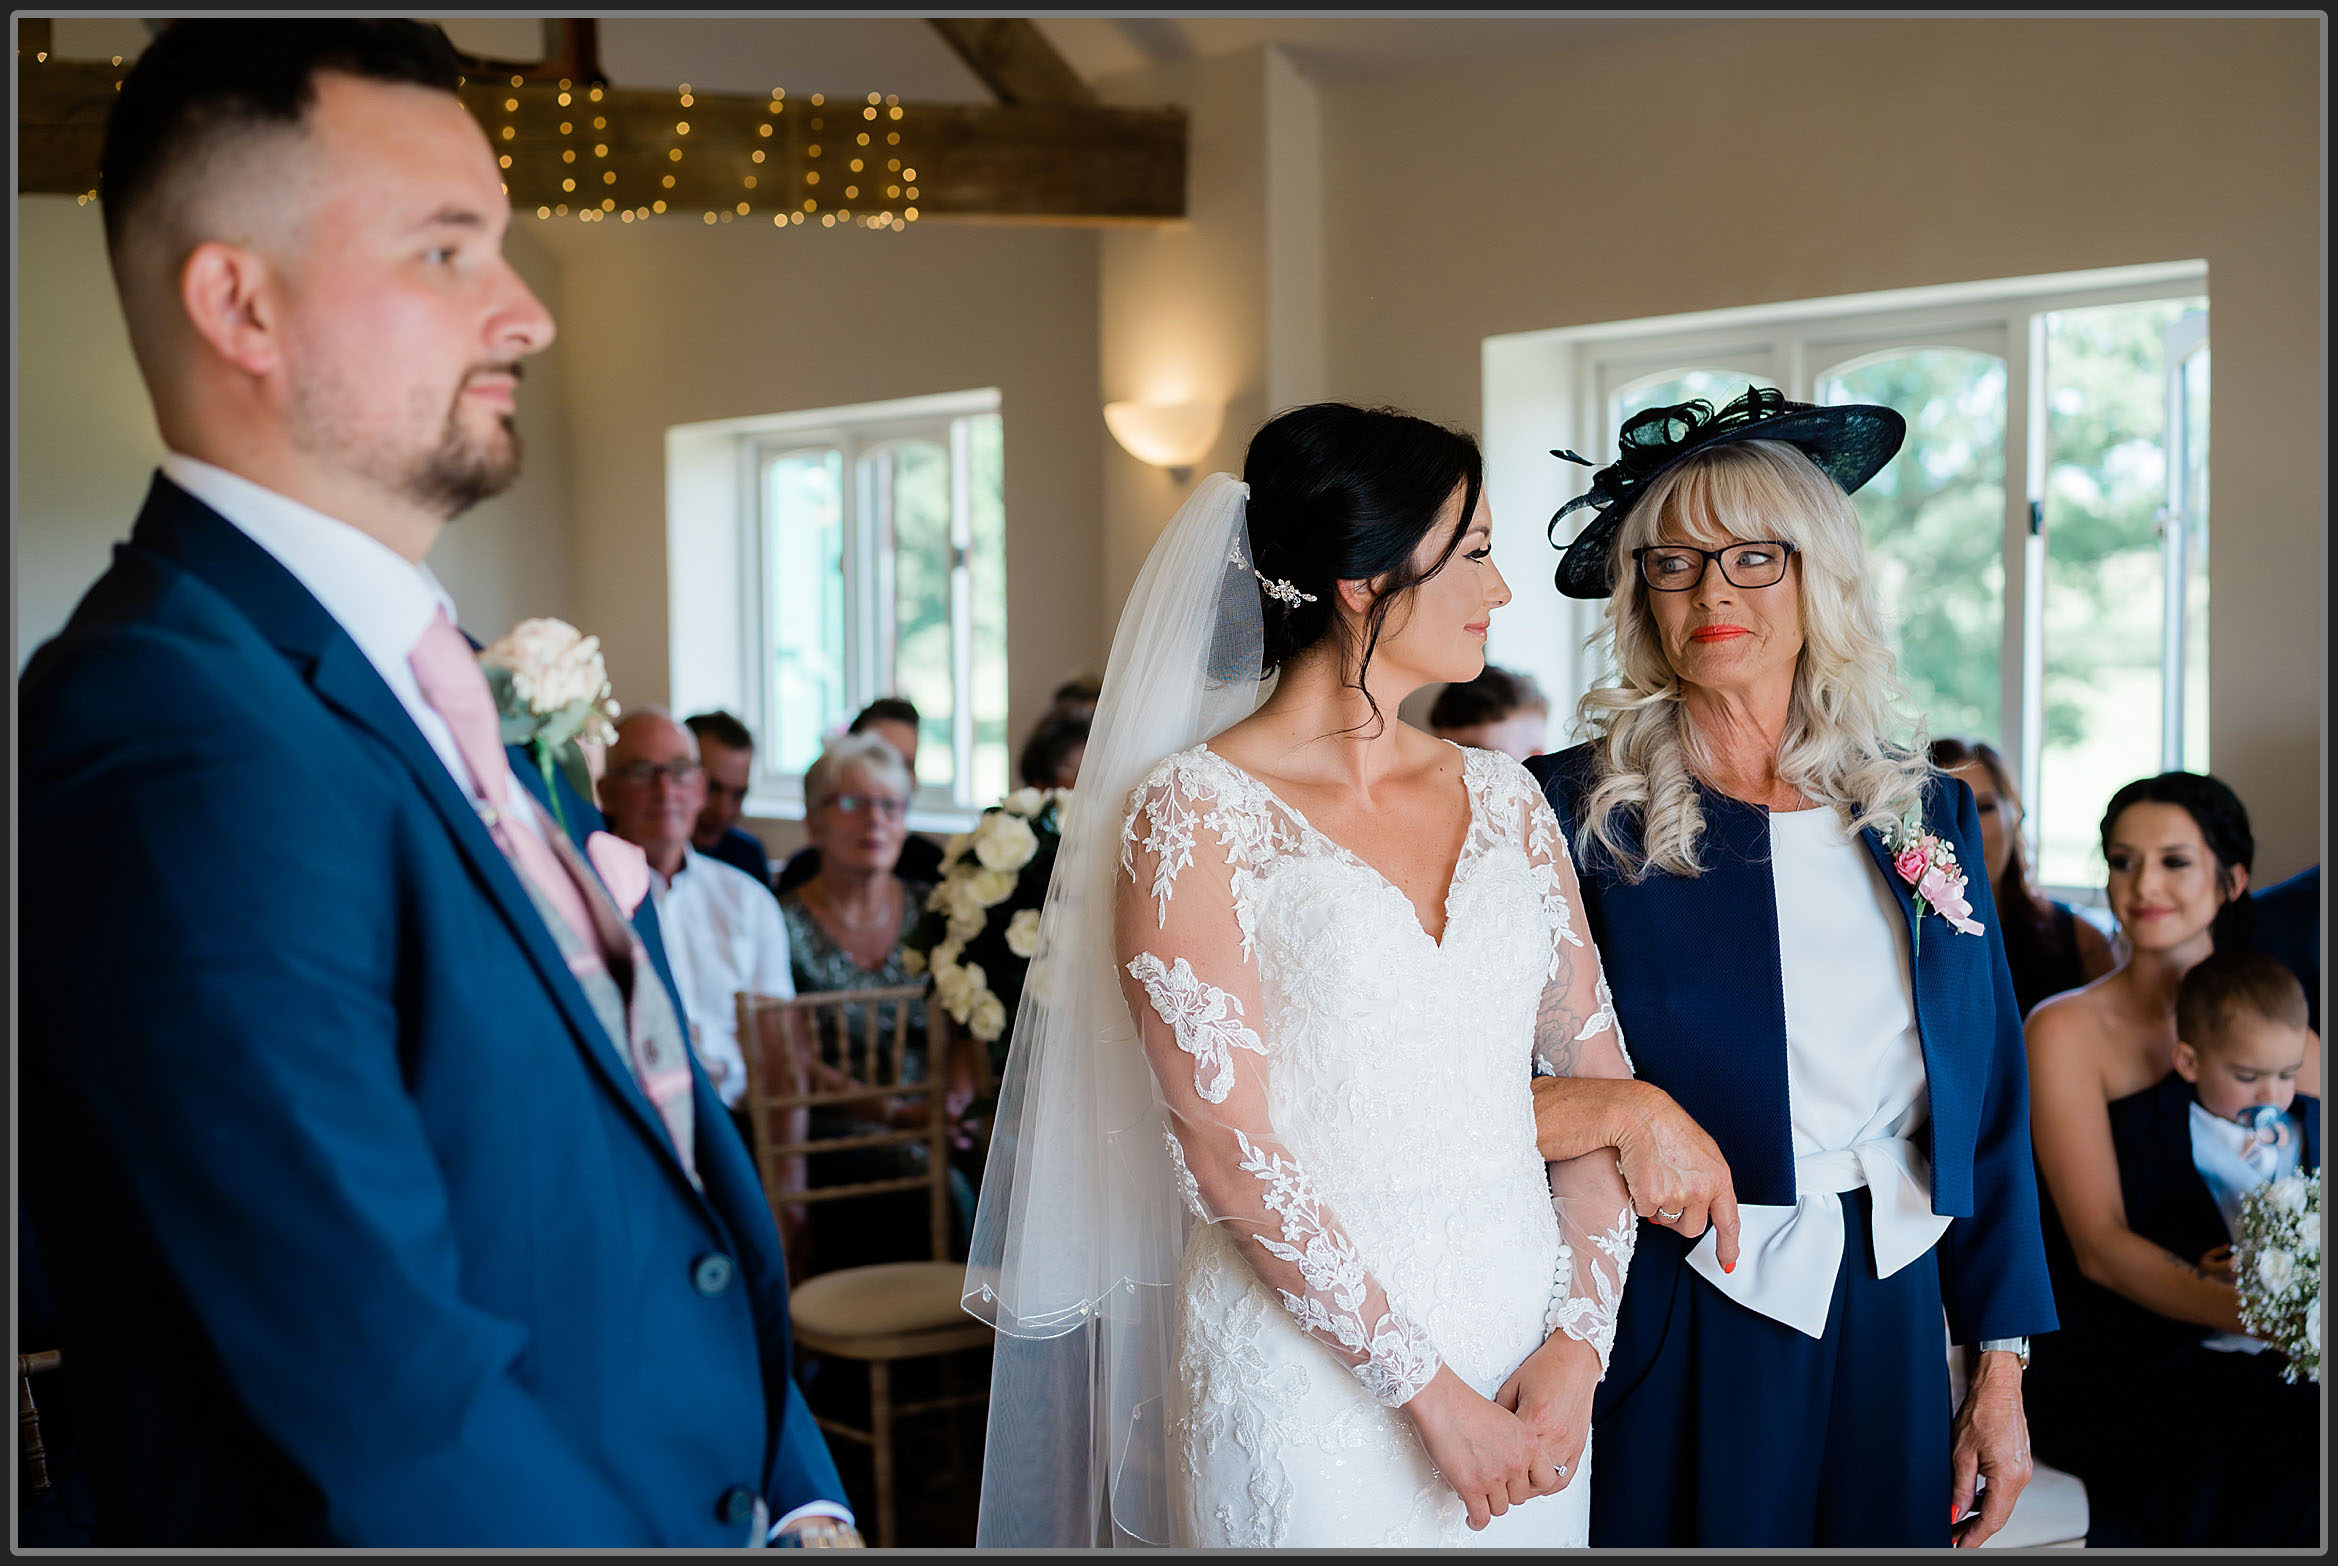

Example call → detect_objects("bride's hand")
1402 1365 1553 1531
1493 1331 1599 1493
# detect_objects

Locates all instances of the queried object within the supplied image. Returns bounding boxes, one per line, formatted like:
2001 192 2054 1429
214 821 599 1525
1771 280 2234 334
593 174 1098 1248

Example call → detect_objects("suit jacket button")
717 1484 757 1526
692 1253 736 1297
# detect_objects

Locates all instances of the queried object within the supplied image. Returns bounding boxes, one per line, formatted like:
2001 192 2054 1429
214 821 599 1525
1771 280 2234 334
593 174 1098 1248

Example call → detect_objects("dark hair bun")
1241 404 1484 705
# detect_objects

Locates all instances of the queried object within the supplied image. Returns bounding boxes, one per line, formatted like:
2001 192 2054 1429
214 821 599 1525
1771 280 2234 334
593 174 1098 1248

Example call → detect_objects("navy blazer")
18 475 844 1545
1530 744 2058 1346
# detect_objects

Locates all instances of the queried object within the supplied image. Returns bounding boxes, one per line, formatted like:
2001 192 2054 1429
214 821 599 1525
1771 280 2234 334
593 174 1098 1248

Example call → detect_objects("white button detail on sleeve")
1682 806 1951 1338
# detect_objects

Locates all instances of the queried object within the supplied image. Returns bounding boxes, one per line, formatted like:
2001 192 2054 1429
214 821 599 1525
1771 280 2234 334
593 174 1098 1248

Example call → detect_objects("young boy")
2118 949 2320 1348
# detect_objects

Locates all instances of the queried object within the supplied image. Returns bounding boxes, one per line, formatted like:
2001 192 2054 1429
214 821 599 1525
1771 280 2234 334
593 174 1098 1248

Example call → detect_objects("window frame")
679 386 1003 831
1483 261 2208 903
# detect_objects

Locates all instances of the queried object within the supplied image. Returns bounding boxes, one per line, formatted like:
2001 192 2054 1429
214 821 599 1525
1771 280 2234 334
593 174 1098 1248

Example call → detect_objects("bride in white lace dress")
965 405 1636 1549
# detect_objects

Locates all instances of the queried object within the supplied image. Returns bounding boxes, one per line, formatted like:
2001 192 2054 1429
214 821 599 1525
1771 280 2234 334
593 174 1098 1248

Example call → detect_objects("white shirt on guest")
648 847 795 1110
157 453 555 846
1684 805 1954 1337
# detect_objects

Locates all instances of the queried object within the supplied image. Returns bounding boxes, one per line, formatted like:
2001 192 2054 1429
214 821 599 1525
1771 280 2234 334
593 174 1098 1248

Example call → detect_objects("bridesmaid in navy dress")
1527 387 2058 1547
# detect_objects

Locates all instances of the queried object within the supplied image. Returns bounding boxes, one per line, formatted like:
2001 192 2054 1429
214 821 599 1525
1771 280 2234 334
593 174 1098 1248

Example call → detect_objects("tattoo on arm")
1535 941 1584 1077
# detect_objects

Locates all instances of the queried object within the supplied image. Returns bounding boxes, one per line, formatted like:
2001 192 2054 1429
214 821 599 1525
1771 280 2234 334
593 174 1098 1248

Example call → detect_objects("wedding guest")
1428 663 1551 762
778 732 975 1267
1929 737 2114 1018
684 709 775 891
1016 710 1089 790
1530 387 2054 1546
2250 864 2320 1033
1047 673 1103 724
2022 774 2320 1544
599 710 796 1136
17 20 849 1545
776 697 945 893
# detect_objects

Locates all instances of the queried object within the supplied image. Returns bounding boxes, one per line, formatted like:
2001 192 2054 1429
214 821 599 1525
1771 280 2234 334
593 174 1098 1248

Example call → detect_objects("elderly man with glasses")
599 708 796 1138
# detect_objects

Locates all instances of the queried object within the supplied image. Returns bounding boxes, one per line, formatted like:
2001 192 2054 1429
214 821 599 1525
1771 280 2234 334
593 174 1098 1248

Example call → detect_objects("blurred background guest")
2249 864 2320 1034
598 710 795 1133
777 732 974 1266
1045 673 1102 725
1426 662 1550 762
1930 736 2114 1019
778 697 945 893
1016 709 1088 790
684 708 774 891
2021 771 2320 1544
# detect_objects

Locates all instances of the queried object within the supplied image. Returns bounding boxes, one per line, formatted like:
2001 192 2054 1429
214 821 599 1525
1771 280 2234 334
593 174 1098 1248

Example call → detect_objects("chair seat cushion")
792 1260 978 1343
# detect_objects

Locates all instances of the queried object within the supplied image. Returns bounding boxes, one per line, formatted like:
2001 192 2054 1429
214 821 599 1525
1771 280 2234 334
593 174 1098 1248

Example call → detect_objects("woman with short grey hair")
1529 386 2057 1547
779 729 973 1268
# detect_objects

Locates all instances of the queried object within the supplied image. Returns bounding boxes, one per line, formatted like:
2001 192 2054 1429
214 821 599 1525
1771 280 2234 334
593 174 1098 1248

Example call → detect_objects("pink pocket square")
586 830 651 918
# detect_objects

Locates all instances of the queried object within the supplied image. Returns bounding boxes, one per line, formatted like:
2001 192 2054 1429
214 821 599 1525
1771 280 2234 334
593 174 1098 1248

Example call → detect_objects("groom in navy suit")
18 22 853 1546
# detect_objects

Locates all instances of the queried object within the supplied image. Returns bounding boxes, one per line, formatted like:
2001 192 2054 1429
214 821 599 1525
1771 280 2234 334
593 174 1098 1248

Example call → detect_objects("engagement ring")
1658 1207 1684 1221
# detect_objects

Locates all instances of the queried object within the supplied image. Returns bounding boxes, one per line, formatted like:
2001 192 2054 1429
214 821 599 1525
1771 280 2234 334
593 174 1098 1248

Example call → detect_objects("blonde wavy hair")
1575 439 1932 881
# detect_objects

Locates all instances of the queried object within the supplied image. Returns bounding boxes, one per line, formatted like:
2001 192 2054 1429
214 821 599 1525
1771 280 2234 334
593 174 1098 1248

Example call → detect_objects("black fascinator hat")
1547 384 1906 599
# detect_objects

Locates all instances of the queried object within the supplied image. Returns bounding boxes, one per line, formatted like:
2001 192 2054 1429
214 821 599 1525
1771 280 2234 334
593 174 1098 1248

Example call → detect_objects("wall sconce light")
1103 399 1223 484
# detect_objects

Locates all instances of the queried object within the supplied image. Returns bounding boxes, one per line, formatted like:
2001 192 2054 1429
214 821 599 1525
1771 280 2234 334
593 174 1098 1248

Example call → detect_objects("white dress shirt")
648 847 796 1110
1685 806 1954 1336
163 456 854 1538
159 453 556 847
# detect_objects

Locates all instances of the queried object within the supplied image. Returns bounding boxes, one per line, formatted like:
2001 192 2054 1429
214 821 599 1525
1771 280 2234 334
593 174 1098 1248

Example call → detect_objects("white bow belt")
1684 1136 1953 1339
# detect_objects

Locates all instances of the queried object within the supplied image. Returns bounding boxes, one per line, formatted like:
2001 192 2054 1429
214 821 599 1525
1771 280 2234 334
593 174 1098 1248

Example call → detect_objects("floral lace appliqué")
1546 1205 1638 1374
1128 952 1268 1103
1235 1130 1440 1407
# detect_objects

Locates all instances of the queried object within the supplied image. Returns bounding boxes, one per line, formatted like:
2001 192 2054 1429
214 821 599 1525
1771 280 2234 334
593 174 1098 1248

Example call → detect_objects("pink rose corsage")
1884 814 1984 951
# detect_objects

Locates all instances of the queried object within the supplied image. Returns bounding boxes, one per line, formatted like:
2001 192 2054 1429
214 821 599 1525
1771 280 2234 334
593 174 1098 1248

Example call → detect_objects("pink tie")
407 611 698 1181
407 610 598 949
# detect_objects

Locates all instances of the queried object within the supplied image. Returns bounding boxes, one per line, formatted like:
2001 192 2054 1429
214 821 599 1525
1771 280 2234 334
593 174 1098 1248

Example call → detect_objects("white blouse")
1682 806 1952 1336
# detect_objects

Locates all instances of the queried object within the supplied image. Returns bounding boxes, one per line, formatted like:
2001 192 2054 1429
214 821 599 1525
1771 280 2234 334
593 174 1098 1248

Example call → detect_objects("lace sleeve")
1521 781 1637 1375
1115 763 1443 1408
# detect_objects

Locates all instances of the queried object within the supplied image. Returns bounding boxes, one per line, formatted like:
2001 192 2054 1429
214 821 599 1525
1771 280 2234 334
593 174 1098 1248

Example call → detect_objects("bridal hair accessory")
1228 541 1317 608
1546 384 1906 599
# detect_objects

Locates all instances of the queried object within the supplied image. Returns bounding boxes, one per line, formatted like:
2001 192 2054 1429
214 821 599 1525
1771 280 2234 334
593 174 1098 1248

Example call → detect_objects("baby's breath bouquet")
903 787 1066 1078
2233 1169 2320 1384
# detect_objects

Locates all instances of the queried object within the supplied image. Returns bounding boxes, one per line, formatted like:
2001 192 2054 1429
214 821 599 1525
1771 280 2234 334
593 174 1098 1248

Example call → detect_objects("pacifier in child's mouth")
2236 1102 2290 1147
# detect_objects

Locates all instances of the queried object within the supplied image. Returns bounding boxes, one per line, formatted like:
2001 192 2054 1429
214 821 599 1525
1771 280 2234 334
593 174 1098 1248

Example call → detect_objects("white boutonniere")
478 617 620 835
1882 812 1985 954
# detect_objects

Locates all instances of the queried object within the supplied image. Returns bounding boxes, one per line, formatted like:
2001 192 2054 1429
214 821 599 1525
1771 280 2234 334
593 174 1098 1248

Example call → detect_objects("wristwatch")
1977 1335 2030 1370
772 1518 864 1548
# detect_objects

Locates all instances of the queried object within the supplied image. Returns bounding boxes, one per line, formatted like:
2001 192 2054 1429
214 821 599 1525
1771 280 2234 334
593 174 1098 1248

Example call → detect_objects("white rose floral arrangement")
477 617 621 834
902 786 1066 1080
2233 1167 2321 1383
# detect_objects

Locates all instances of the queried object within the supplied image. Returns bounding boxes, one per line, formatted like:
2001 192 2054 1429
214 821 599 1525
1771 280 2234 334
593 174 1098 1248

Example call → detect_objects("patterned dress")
1118 743 1637 1547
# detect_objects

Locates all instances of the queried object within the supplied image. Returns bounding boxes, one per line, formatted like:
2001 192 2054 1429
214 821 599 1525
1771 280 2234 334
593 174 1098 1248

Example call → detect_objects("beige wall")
12 197 578 665
534 213 1102 845
1310 17 2324 878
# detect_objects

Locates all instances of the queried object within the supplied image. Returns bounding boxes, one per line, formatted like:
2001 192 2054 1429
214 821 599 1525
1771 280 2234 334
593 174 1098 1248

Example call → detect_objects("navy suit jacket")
18 475 844 1545
1530 744 2058 1349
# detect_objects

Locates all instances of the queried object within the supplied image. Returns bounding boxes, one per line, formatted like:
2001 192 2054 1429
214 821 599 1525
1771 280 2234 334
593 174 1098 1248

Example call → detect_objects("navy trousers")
1589 1189 1954 1547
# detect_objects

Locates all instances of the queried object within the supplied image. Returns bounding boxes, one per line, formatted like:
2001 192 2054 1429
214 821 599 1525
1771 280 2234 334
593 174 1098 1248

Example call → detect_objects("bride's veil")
963 471 1264 1546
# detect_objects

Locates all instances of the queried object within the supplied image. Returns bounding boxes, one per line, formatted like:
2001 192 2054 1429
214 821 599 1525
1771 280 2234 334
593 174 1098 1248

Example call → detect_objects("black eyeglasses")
1633 540 1799 592
606 758 705 787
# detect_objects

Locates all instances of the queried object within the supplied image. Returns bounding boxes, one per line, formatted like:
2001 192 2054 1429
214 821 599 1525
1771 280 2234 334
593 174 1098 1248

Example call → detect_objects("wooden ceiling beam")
926 19 1095 106
17 59 1184 224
